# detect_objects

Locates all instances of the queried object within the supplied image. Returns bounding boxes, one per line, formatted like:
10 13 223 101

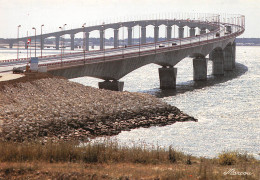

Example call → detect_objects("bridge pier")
25 41 28 49
41 38 45 50
167 25 172 40
141 26 146 44
200 28 206 34
55 36 60 50
70 34 74 50
178 27 184 38
100 30 104 50
98 80 124 91
232 41 236 69
128 27 132 45
179 27 184 38
85 32 89 51
159 67 177 89
193 56 208 80
114 29 119 48
224 44 233 70
211 49 224 75
154 26 159 43
190 27 195 37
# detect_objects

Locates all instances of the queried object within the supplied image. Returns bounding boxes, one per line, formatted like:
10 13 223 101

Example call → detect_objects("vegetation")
0 140 259 179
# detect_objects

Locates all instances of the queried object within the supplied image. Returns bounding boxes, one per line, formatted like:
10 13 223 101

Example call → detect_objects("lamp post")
62 24 67 55
32 27 36 57
17 25 21 60
82 23 86 62
41 24 44 57
59 26 62 63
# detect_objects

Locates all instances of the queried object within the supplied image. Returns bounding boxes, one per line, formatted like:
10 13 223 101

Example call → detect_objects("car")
159 44 165 48
172 43 177 46
13 66 25 74
216 32 220 37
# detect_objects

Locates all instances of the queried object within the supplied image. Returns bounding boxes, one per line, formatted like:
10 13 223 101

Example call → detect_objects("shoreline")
0 72 197 142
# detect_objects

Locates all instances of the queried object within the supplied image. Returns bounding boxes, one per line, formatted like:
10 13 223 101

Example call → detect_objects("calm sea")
1 46 259 159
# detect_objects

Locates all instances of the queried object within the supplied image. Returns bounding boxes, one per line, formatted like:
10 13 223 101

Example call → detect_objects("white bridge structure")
0 13 245 91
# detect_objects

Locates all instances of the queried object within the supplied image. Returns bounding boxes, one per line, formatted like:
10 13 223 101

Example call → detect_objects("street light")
32 27 36 57
41 24 44 57
59 26 62 64
17 25 21 60
82 23 86 62
62 24 67 55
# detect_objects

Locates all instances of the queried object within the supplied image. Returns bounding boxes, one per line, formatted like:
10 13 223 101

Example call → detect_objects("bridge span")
0 14 245 91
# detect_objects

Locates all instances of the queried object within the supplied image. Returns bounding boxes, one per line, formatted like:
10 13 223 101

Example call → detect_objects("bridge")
0 13 245 91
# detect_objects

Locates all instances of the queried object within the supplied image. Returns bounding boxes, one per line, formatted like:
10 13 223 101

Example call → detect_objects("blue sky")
0 0 259 38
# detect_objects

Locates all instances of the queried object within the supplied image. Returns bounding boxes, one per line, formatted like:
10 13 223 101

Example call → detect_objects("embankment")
0 73 197 142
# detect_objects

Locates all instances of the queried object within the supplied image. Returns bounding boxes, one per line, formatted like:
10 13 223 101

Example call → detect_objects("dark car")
172 43 177 46
13 67 25 74
159 44 165 48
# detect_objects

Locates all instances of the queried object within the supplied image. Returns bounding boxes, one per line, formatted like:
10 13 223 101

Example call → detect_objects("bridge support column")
128 27 132 45
200 28 206 34
25 41 28 49
232 41 236 69
100 30 104 50
211 49 224 75
55 36 60 50
167 26 172 40
224 44 233 71
40 38 45 50
193 56 208 80
70 34 74 50
98 80 124 91
85 32 89 51
178 27 184 38
159 67 177 89
141 26 146 44
190 27 195 37
154 26 159 43
114 29 119 48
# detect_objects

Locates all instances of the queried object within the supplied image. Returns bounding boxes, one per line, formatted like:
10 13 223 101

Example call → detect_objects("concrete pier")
114 29 119 48
232 41 236 69
211 48 224 75
179 27 184 38
224 44 233 70
141 26 146 44
200 28 206 34
98 80 124 91
154 26 159 43
70 34 74 50
100 30 104 50
167 25 172 40
128 27 132 45
158 67 177 89
85 32 89 51
55 36 60 50
193 56 208 80
190 27 195 37
41 38 44 50
25 41 28 49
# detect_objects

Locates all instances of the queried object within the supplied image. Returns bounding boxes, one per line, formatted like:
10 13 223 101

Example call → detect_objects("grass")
0 140 259 179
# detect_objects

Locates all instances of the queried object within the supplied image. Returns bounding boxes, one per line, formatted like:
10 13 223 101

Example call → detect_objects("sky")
0 0 259 38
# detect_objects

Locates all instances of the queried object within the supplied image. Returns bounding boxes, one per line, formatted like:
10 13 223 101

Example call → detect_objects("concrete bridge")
0 14 245 91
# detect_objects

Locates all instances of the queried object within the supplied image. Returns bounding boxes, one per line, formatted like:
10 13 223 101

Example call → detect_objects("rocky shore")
0 73 197 142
